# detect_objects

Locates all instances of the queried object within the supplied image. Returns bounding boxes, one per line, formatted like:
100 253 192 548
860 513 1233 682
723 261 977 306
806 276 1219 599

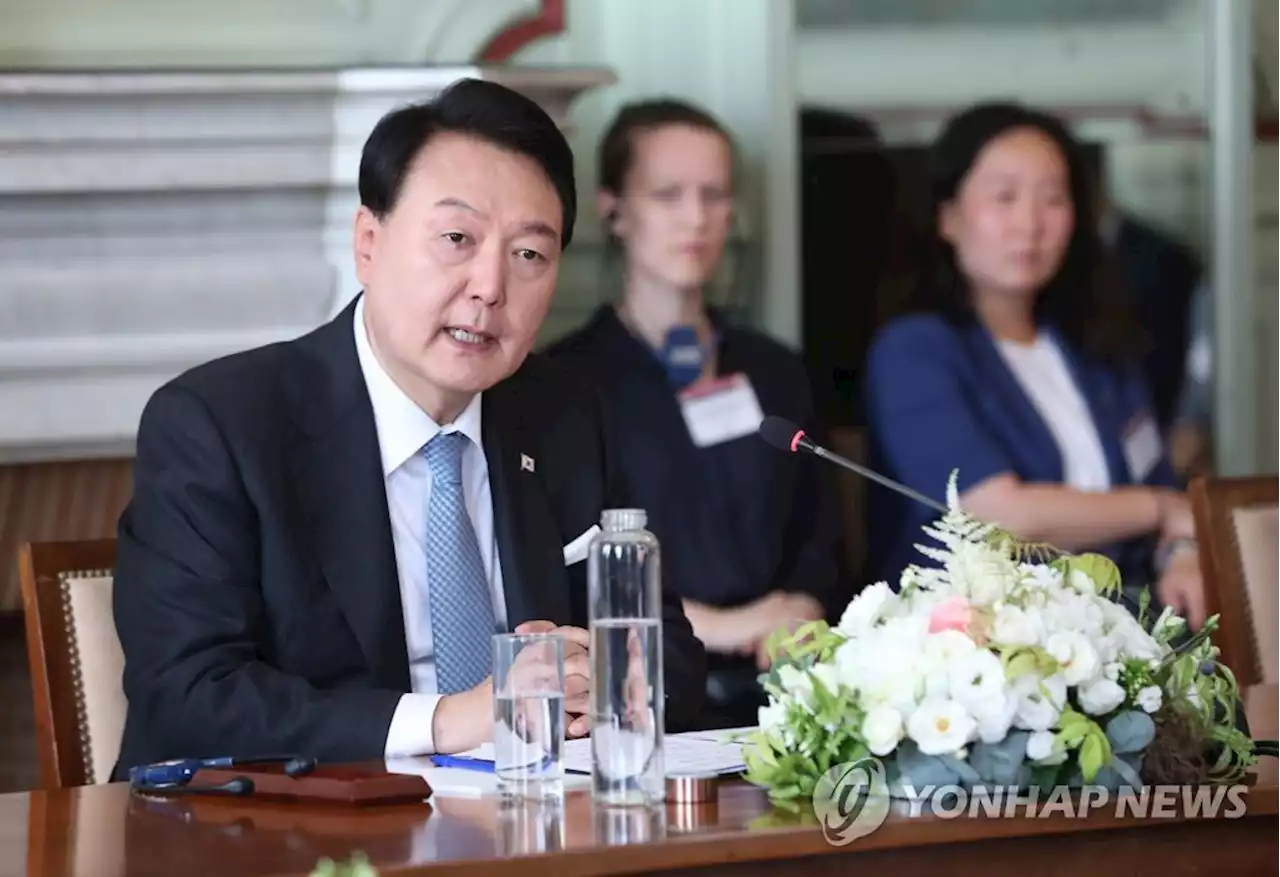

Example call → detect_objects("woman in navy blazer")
864 102 1205 628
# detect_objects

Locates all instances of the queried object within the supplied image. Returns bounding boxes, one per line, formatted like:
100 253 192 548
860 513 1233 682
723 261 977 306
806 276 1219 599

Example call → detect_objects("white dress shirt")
351 296 508 756
996 334 1112 493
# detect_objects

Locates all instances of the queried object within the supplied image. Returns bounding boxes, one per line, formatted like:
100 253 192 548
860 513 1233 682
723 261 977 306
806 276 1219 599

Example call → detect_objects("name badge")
1123 413 1162 482
678 373 765 448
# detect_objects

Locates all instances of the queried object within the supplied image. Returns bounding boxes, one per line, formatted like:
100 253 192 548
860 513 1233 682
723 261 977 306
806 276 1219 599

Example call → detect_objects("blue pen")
429 755 496 773
128 754 317 788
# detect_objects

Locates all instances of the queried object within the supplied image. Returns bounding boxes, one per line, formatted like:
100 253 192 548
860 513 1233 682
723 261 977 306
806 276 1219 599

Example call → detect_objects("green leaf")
743 748 778 786
1028 762 1063 791
797 772 818 797
1005 651 1037 680
1055 726 1087 748
1079 734 1105 782
1062 553 1122 596
1056 706 1090 733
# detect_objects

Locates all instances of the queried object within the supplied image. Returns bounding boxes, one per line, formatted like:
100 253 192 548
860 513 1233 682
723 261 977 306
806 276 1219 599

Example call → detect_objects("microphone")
758 417 1160 621
758 415 947 514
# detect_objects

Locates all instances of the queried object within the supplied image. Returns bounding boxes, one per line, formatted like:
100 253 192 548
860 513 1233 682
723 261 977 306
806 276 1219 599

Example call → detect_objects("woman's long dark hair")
904 101 1142 367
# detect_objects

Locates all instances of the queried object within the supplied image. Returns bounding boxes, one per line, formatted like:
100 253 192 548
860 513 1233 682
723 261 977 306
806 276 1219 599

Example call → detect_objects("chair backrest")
1190 475 1279 687
18 539 123 788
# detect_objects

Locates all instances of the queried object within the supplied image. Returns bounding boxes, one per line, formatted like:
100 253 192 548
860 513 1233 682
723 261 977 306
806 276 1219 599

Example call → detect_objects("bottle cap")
601 508 647 532
665 773 717 804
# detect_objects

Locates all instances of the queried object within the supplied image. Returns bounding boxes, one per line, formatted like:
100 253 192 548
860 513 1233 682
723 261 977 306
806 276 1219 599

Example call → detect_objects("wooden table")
6 686 1277 877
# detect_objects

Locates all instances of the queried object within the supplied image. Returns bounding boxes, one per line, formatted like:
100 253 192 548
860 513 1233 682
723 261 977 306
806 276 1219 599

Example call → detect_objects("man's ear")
353 206 381 287
596 190 622 236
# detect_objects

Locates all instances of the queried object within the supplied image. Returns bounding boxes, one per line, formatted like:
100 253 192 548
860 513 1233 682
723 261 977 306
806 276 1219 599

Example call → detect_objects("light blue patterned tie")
424 431 496 694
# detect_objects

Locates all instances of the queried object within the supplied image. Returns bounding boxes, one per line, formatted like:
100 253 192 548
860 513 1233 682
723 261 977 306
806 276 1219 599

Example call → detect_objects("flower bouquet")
741 474 1260 806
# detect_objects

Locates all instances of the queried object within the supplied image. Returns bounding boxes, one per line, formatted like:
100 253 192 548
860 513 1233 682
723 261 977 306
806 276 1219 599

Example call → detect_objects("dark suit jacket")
111 297 708 779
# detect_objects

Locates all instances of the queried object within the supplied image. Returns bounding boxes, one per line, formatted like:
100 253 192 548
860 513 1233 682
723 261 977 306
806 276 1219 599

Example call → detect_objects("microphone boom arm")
810 446 948 514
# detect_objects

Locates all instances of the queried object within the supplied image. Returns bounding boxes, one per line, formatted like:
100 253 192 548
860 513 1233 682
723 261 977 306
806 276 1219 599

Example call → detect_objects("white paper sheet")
469 730 750 775
390 728 753 797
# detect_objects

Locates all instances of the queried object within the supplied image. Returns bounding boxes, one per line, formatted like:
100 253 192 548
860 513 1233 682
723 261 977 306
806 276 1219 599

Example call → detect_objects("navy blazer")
863 313 1179 587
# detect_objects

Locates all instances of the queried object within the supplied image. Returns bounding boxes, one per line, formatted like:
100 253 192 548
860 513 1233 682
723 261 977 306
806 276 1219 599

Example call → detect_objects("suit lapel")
483 380 572 629
965 324 1065 482
287 301 409 691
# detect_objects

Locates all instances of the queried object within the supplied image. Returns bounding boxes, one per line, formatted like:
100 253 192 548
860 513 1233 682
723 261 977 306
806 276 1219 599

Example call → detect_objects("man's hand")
432 679 493 754
514 621 592 737
747 592 825 670
683 592 824 668
1156 547 1207 631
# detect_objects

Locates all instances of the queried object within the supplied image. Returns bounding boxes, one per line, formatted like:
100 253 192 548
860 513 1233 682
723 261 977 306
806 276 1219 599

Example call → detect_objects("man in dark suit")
111 78 707 778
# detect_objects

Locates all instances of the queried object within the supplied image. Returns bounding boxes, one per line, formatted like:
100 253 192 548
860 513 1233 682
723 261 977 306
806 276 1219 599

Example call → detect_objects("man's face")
353 131 563 420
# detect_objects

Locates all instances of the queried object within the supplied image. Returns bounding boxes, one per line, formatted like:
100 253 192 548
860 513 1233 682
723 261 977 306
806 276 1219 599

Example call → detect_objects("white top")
995 334 1112 493
352 295 508 757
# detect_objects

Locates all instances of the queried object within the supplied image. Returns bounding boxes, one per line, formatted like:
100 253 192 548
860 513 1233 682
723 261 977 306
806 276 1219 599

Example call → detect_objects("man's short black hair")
358 77 577 248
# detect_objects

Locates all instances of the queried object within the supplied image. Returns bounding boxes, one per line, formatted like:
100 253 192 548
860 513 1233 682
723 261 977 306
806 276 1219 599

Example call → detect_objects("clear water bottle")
587 508 665 805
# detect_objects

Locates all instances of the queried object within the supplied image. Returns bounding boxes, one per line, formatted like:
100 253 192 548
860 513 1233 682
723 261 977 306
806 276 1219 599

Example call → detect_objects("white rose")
992 605 1040 647
1081 600 1106 631
1013 674 1067 731
906 699 978 756
862 705 905 756
922 630 977 672
835 637 924 717
1022 563 1064 591
1137 685 1163 714
1045 631 1101 686
838 581 895 634
1103 661 1122 682
919 630 976 700
1026 729 1068 765
972 691 1019 744
1096 633 1124 665
1078 678 1126 716
948 649 1007 713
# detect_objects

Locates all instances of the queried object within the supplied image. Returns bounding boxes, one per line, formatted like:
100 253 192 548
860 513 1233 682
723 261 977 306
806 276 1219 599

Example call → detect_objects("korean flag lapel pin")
520 453 536 473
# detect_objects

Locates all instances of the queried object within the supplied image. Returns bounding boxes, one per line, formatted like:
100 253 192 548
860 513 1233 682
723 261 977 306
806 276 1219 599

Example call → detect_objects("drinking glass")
492 632 566 799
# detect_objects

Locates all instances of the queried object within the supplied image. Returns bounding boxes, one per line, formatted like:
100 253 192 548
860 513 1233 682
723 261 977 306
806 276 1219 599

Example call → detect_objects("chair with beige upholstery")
18 539 124 788
1189 475 1279 688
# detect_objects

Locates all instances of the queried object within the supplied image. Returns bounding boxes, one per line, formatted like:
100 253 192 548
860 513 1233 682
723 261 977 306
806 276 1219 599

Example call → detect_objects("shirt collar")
352 295 484 477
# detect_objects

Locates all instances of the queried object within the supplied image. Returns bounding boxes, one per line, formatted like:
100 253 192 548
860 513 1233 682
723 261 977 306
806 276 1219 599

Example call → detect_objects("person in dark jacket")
545 99 849 726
